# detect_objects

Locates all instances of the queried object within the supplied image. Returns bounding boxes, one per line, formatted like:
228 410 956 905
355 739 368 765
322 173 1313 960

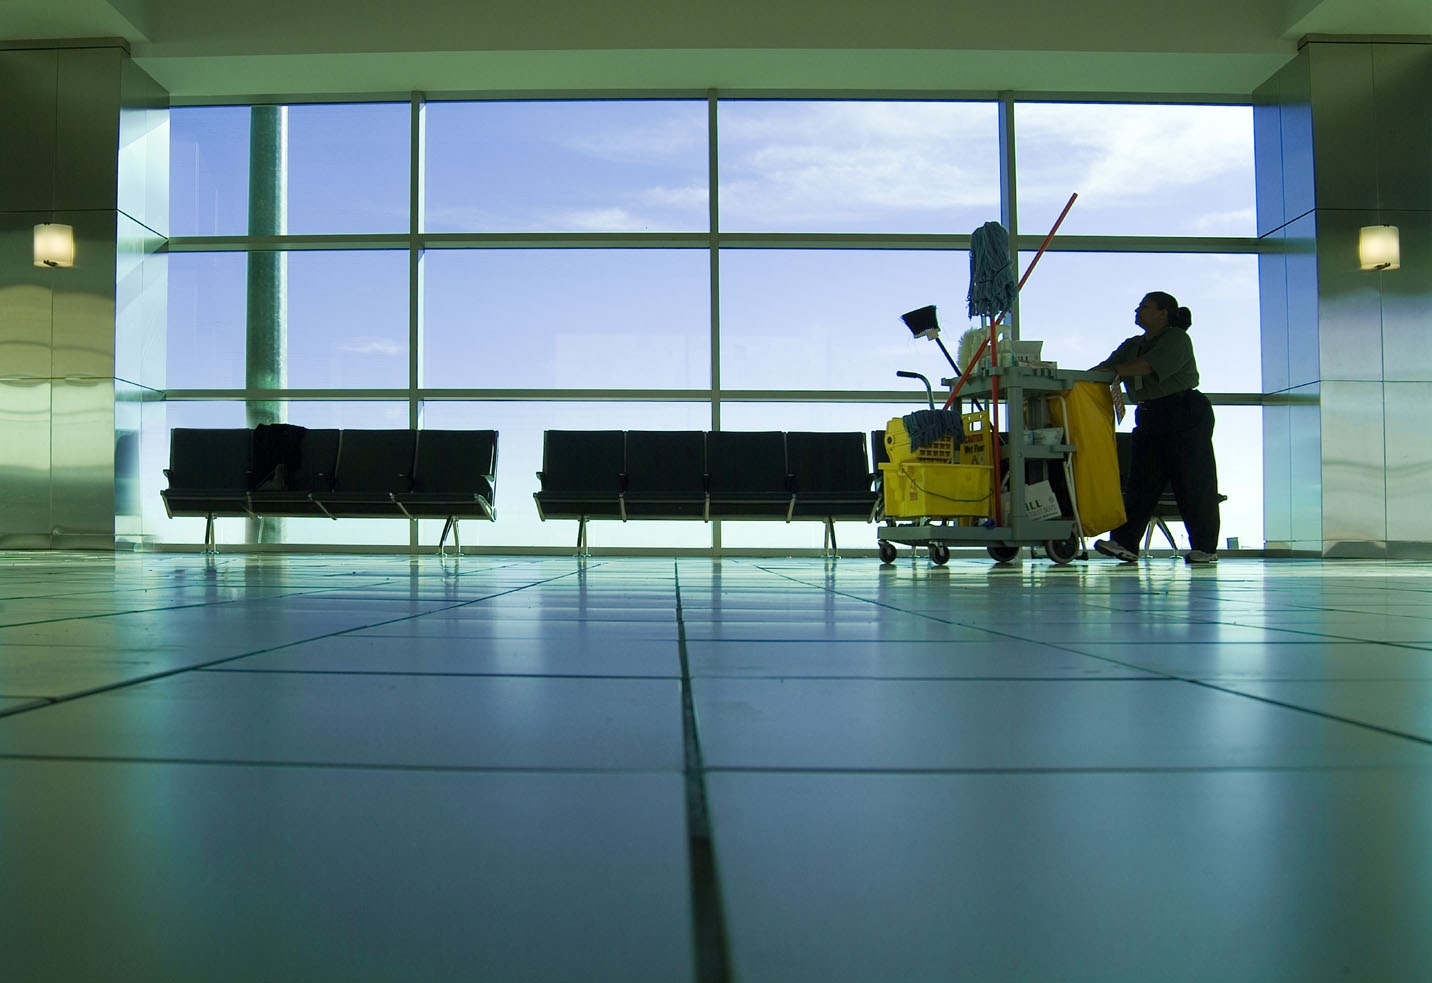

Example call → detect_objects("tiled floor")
3 551 1432 981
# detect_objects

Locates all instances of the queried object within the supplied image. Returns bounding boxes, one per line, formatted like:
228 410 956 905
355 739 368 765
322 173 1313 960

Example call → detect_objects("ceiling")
2 0 1429 99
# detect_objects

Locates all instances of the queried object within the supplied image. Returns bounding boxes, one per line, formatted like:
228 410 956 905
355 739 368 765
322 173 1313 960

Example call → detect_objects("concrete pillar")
245 105 287 543
0 42 167 549
1255 38 1432 556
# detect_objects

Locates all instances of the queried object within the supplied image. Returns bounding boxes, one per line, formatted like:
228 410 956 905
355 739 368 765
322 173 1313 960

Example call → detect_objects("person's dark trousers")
1110 390 1221 554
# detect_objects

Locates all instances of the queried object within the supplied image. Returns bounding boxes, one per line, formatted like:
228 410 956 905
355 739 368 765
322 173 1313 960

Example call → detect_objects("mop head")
957 327 986 371
967 221 1016 319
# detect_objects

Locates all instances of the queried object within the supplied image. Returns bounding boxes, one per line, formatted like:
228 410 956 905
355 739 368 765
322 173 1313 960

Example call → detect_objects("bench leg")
1155 518 1178 551
437 515 456 556
576 516 590 558
204 513 217 554
823 517 839 560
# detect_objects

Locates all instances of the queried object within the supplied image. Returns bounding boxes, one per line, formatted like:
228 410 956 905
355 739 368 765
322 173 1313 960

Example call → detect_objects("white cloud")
562 116 704 162
717 102 1001 226
552 207 656 232
1016 104 1253 206
1192 207 1257 235
642 184 709 210
337 339 403 356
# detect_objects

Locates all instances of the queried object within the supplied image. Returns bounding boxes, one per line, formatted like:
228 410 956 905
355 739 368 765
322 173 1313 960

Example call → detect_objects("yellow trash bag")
1048 381 1126 536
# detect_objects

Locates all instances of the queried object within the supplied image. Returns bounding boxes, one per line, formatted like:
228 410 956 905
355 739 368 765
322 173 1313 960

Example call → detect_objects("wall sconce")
33 223 75 268
1359 225 1399 271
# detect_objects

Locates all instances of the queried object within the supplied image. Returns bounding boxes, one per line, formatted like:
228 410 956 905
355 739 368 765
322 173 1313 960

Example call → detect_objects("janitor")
1092 291 1221 566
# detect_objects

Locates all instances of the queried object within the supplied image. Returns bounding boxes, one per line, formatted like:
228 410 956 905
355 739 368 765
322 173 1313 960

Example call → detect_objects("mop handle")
942 192 1078 410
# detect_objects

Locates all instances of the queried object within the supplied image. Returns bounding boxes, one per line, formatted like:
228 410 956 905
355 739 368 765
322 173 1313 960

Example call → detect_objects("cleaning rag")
902 409 964 451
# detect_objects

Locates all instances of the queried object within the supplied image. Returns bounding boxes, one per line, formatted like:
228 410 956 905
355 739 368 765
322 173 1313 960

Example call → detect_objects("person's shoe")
1185 550 1219 566
1094 539 1138 563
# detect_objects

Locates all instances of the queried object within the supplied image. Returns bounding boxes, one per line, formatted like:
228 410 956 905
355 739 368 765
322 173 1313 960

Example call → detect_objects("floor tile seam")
686 674 1172 682
0 585 491 631
0 752 684 775
0 572 594 715
672 560 732 983
700 763 1432 777
199 668 684 680
1054 638 1432 647
1196 620 1432 641
1182 678 1432 747
1259 605 1432 620
0 698 55 718
1025 624 1426 647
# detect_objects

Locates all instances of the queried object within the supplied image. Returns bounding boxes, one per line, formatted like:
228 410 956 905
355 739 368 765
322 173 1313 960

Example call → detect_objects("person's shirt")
1103 328 1199 402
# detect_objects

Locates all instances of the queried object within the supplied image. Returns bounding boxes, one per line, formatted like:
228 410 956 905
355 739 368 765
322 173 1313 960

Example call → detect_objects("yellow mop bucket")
879 461 994 519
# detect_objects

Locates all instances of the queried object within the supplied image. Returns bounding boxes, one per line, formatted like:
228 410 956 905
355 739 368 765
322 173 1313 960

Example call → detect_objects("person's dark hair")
1146 291 1192 331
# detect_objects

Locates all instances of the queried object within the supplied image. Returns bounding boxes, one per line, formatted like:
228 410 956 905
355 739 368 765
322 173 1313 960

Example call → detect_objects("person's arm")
1090 339 1145 378
1110 356 1154 379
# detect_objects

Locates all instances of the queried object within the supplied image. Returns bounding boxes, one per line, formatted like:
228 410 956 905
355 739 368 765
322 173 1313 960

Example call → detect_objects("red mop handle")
943 192 1078 410
1017 192 1078 292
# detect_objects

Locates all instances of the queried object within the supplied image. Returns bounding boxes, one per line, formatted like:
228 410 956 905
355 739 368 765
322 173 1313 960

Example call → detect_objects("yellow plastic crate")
879 461 994 519
960 412 993 466
883 416 957 465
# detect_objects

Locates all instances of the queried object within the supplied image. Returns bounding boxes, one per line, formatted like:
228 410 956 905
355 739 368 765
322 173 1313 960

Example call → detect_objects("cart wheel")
1044 535 1080 565
928 542 951 566
878 541 898 564
987 544 1021 563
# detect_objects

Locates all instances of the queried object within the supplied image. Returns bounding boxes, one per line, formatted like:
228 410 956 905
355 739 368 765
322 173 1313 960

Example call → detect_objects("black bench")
533 429 879 555
161 427 497 554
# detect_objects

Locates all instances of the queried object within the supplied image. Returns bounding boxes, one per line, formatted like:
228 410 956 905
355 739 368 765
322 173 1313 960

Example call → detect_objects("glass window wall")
159 95 1270 552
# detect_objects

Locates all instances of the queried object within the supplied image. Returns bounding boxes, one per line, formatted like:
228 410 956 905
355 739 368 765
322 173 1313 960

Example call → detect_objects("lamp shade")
33 223 75 268
1359 225 1399 271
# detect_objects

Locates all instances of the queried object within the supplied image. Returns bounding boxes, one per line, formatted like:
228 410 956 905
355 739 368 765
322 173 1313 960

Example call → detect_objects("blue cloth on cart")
968 221 1015 318
902 409 964 451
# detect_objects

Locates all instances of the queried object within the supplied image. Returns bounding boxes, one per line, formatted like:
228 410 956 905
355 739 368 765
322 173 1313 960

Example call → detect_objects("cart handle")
896 370 936 411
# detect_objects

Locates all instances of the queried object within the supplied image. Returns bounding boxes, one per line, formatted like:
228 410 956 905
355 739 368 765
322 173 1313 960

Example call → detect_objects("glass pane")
1014 252 1260 394
1015 103 1256 238
718 402 909 549
1214 406 1263 550
719 250 971 391
282 401 410 429
718 101 999 233
169 107 251 237
167 252 248 389
286 251 410 389
420 401 712 549
168 251 410 391
286 103 410 234
422 250 709 389
424 100 708 233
